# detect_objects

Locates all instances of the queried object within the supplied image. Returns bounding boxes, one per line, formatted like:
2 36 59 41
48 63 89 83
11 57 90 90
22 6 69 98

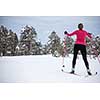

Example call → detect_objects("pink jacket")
67 30 92 45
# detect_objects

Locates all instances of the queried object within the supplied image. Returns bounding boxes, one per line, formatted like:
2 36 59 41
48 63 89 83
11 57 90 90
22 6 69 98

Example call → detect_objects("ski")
61 69 82 76
85 72 97 77
61 69 98 77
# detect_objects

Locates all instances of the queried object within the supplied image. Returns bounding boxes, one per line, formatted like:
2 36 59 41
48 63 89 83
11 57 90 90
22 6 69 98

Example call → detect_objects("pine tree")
86 36 100 59
18 25 41 55
41 44 49 55
33 40 43 55
65 36 74 54
6 29 18 56
61 36 74 57
0 25 18 56
0 25 8 56
47 31 62 57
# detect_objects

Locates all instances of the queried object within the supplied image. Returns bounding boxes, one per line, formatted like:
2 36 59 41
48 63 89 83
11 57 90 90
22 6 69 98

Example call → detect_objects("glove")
64 31 68 35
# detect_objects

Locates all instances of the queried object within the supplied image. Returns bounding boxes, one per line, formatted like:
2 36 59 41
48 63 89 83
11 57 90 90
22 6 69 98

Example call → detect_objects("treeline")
0 25 63 57
0 25 100 57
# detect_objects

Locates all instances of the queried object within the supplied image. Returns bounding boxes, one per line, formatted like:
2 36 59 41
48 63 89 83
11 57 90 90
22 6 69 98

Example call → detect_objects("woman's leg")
80 45 92 75
80 45 89 69
71 44 79 73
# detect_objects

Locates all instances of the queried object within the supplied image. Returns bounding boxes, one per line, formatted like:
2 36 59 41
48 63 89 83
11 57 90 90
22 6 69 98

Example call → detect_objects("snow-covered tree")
17 25 37 55
0 25 18 56
6 29 18 56
61 36 74 57
0 25 8 56
47 31 62 57
65 36 74 54
86 36 100 59
17 25 43 55
41 44 49 55
32 40 43 55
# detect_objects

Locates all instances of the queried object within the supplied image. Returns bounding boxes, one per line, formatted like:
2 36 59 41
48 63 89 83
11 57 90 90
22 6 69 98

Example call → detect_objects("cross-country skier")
64 23 92 75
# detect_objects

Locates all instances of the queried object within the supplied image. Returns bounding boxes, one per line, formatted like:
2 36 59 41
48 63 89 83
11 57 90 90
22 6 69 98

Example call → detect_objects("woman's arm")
86 32 92 39
64 30 77 36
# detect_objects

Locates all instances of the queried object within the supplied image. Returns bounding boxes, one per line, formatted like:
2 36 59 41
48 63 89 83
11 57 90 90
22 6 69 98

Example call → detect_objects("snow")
0 54 100 83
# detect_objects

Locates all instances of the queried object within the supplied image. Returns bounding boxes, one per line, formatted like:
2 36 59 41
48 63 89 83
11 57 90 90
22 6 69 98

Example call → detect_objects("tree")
17 25 41 55
6 29 18 56
60 36 74 57
0 25 8 56
0 25 18 56
47 31 62 57
86 36 100 59
64 36 74 54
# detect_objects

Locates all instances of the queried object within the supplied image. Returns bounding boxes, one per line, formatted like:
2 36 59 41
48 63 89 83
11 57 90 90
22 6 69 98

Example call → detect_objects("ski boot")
87 69 92 75
70 68 75 74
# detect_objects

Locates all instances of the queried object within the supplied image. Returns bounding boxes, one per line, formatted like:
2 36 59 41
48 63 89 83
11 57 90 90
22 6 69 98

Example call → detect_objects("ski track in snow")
0 54 100 83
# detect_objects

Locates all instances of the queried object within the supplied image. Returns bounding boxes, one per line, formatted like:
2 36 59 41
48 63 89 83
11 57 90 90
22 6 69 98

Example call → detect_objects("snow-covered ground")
0 54 100 83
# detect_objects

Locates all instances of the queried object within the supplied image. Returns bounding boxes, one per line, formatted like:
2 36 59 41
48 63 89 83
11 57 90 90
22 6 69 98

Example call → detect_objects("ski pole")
62 37 66 67
62 36 69 67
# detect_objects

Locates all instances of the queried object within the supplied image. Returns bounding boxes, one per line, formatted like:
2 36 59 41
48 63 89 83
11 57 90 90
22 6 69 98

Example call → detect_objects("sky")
0 16 100 44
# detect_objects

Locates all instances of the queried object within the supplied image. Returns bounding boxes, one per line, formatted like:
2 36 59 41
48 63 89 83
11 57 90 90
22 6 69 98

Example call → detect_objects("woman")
64 23 92 75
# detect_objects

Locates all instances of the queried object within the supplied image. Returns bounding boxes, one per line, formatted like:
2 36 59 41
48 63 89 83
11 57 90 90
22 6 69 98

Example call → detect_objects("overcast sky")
0 16 100 44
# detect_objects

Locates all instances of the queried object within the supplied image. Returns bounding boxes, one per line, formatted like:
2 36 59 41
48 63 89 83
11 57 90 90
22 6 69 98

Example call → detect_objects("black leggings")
72 44 89 70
